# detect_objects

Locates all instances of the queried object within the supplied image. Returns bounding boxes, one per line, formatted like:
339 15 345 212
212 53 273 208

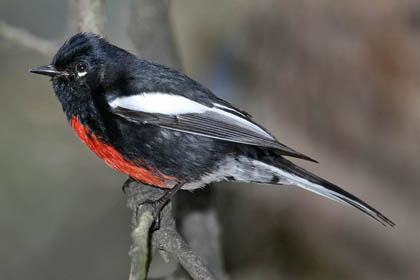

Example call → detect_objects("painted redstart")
29 33 394 227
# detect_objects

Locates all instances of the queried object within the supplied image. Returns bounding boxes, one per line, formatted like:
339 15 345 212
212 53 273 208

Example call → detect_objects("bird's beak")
29 64 61 77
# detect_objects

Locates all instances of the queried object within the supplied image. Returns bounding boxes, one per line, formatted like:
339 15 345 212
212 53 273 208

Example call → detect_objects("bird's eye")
75 62 88 73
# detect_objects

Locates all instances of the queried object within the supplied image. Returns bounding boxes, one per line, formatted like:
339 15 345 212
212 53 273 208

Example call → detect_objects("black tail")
256 156 395 227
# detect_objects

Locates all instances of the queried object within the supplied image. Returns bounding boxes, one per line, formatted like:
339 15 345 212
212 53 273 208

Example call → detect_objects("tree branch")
0 0 107 57
128 203 154 280
76 0 107 36
125 181 215 280
175 189 228 279
154 223 216 280
0 21 58 56
128 0 180 68
64 0 80 37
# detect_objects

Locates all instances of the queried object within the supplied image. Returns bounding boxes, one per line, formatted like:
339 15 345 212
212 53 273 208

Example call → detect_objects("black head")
30 32 131 87
29 33 133 119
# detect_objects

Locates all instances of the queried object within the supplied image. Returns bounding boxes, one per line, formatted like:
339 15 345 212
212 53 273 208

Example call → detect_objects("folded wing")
108 93 317 162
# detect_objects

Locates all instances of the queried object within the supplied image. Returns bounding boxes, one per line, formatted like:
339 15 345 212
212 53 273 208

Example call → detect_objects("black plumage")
29 32 394 227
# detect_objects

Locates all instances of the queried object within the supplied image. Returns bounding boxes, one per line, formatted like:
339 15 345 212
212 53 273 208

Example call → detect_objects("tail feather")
242 156 395 227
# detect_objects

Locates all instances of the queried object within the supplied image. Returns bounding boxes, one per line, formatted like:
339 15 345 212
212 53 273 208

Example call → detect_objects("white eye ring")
77 71 87 77
75 62 88 77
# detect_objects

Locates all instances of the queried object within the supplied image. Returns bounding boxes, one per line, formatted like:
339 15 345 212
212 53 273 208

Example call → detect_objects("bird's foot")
135 182 185 231
136 197 169 231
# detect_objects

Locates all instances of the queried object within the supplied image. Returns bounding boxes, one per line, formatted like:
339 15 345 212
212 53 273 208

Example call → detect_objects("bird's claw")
135 198 167 231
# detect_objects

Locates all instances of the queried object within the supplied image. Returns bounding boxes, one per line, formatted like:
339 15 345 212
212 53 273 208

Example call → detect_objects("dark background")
1 0 419 279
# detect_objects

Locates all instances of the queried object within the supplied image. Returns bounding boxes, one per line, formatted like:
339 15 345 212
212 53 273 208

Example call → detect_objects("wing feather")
109 93 317 163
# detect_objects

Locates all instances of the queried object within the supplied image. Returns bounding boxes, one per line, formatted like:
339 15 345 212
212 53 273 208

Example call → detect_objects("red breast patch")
70 116 177 188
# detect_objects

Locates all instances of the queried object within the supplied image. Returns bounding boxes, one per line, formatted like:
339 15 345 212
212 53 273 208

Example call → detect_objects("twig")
128 204 154 280
125 181 216 280
154 226 216 280
0 21 58 56
175 190 228 279
0 0 106 57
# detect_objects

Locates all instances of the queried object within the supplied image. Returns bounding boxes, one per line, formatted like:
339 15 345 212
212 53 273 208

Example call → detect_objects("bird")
29 32 394 227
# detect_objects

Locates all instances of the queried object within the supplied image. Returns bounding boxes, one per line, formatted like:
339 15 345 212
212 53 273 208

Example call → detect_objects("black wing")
109 98 317 162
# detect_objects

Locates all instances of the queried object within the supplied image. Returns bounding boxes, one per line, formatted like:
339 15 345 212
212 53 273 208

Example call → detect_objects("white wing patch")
109 93 207 114
109 93 275 140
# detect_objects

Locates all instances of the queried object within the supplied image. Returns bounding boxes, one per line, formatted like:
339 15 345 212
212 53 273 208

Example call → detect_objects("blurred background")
1 0 419 279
